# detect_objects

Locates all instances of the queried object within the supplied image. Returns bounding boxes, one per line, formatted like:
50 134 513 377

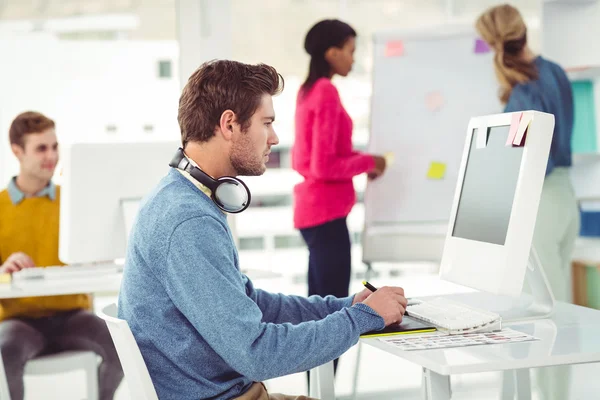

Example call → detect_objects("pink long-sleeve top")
292 78 375 229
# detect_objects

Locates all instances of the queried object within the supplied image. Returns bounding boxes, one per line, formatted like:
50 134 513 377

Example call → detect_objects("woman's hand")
368 155 387 180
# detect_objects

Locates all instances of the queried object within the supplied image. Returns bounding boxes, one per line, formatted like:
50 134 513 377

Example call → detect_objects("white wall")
0 34 61 185
0 34 181 185
543 0 600 149
176 0 232 84
54 40 180 140
543 1 600 68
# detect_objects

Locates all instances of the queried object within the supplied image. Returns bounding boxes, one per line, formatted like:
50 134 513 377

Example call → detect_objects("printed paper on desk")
476 125 488 149
378 328 538 351
474 38 491 54
425 91 445 112
512 112 533 146
385 40 404 57
0 273 11 285
506 112 522 146
427 162 446 179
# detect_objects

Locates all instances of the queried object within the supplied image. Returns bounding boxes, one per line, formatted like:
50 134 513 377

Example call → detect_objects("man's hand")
0 252 35 274
362 286 407 326
352 288 373 305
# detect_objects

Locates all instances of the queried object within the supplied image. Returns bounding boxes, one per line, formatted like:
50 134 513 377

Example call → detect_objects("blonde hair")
476 4 538 104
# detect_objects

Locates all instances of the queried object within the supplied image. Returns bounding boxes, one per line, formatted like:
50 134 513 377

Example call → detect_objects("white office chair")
0 350 99 400
98 303 158 400
98 303 337 400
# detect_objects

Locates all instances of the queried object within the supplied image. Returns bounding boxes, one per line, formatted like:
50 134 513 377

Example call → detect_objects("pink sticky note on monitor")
513 112 533 146
505 112 522 146
474 39 490 54
385 40 404 57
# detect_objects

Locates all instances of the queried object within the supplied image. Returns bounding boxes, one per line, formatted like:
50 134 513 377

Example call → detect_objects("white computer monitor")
59 140 179 264
439 111 555 298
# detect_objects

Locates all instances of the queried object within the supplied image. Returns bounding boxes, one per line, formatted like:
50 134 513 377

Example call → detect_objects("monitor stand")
438 245 556 324
499 246 555 323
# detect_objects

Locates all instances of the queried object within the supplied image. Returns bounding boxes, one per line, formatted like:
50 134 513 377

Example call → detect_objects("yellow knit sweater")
0 186 91 321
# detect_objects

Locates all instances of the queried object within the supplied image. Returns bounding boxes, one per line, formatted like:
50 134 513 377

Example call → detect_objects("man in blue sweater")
118 60 408 400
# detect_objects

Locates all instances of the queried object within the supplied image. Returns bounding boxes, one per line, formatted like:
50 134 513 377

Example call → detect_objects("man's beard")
229 136 265 177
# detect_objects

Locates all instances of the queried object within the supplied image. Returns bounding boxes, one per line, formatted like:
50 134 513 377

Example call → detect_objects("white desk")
360 292 600 399
0 274 123 299
0 267 281 300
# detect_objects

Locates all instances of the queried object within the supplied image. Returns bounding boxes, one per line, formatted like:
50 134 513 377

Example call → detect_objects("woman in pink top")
292 20 386 309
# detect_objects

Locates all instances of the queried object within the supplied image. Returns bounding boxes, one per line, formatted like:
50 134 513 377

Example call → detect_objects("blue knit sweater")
118 169 384 400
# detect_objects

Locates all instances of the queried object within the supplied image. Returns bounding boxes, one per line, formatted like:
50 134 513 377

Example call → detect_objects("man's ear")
219 110 236 141
11 144 24 160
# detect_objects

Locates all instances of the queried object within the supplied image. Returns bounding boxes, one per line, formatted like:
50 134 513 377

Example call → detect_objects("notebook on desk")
361 315 437 338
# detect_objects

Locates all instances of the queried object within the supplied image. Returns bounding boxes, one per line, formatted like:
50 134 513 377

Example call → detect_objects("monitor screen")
451 125 524 245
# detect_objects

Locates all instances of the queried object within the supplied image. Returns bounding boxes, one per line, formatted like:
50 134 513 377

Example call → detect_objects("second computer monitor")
439 111 555 297
59 140 179 264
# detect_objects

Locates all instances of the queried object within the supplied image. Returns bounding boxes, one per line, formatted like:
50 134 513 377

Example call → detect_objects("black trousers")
300 217 352 378
300 217 352 299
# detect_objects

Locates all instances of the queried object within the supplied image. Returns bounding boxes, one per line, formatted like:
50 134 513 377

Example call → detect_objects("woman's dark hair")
302 19 356 91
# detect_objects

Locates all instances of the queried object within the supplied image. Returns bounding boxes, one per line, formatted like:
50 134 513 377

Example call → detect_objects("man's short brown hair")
9 111 55 148
178 60 284 146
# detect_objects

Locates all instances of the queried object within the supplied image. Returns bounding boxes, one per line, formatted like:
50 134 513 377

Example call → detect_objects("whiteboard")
363 26 502 262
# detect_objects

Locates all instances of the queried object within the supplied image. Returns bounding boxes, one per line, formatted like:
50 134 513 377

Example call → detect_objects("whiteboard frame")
373 23 478 43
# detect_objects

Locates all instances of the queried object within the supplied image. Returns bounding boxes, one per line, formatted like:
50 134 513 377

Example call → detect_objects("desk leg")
350 342 362 400
501 370 515 400
309 361 336 400
501 369 531 400
515 369 531 400
422 368 451 400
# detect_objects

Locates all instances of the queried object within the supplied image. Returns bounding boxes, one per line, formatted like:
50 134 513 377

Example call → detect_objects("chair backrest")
98 303 159 400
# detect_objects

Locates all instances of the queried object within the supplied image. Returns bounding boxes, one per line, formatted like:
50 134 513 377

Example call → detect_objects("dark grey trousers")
0 309 123 400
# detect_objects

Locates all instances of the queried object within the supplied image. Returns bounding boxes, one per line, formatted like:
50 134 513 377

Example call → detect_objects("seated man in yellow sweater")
0 112 123 400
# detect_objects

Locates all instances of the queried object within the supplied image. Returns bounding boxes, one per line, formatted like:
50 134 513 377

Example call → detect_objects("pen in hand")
362 280 410 316
362 280 377 293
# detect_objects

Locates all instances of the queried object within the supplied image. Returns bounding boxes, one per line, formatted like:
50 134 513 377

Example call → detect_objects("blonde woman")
476 5 579 400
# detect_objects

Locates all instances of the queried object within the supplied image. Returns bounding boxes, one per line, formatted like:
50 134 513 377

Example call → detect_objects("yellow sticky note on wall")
383 152 395 167
427 162 446 179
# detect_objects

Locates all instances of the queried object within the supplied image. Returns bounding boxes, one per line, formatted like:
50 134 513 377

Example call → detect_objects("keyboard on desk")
12 263 123 281
407 297 502 334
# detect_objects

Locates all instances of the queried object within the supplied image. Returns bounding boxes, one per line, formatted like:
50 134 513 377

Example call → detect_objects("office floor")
21 265 600 400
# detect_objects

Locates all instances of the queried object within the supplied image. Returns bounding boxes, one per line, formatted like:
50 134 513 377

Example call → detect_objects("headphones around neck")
169 148 251 213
